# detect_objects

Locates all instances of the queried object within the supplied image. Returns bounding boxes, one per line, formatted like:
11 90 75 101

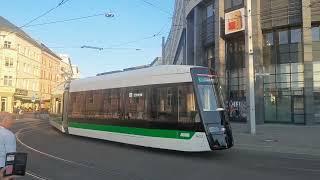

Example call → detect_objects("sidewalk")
231 122 320 157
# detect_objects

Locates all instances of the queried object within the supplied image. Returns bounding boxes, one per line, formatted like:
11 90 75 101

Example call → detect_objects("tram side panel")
66 83 212 152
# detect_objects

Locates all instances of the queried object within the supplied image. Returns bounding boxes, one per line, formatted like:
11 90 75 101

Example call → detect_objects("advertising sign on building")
225 8 245 35
15 89 28 96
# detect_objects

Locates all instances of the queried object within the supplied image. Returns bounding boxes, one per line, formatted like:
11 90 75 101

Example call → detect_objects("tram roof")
70 65 203 92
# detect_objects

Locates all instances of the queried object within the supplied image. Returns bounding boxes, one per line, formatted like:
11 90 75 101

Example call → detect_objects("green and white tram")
50 65 233 152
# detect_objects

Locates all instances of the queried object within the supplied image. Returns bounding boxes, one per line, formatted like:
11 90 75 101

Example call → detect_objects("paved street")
11 118 320 180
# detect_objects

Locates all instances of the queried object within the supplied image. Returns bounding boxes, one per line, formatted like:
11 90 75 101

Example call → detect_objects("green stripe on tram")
69 122 195 140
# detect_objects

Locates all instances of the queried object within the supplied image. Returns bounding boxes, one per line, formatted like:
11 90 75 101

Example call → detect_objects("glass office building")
164 0 320 125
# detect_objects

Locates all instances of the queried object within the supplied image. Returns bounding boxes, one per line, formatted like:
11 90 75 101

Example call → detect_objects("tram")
50 65 233 152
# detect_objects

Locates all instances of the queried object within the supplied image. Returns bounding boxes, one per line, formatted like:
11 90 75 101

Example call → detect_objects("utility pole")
62 58 73 134
245 0 256 134
162 36 165 64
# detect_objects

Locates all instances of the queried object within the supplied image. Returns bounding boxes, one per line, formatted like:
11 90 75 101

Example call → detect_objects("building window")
291 29 302 43
276 28 302 64
206 4 214 18
263 32 276 65
3 76 13 86
312 26 320 41
5 57 14 67
225 0 243 10
9 76 12 86
279 30 288 45
23 63 27 72
4 76 8 86
28 65 31 73
313 26 320 62
265 32 274 46
4 41 11 49
262 28 305 124
226 37 245 69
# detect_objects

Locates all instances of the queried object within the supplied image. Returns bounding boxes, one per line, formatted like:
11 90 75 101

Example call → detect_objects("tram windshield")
198 84 217 111
194 75 225 125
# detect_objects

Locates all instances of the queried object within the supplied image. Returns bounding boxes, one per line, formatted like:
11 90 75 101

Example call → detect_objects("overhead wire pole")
61 57 73 134
245 0 256 134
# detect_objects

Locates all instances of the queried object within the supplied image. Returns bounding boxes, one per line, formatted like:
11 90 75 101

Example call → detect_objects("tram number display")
129 93 143 98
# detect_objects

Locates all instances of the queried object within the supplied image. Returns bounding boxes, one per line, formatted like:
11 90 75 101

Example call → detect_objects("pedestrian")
0 113 16 171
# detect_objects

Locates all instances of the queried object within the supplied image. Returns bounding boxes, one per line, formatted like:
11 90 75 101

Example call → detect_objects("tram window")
92 91 103 115
88 94 94 104
111 89 120 113
106 91 111 104
167 88 172 107
68 84 199 124
177 85 198 124
197 84 217 111
125 88 146 120
151 86 178 122
178 89 182 106
148 83 199 124
103 90 111 113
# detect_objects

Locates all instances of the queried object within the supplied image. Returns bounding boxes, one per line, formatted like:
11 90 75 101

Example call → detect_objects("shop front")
0 89 14 113
14 89 40 112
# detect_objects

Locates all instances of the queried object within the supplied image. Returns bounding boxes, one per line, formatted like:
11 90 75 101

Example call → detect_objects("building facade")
50 54 79 115
40 44 62 110
164 0 320 125
0 16 76 113
0 17 43 112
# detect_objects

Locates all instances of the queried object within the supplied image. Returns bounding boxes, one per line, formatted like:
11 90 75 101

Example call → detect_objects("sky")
0 0 174 77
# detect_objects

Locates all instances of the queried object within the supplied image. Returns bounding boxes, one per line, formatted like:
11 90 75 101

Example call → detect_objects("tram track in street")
10 118 320 180
14 119 146 180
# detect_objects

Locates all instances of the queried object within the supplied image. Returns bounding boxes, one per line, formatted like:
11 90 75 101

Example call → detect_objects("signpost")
244 0 256 134
225 3 256 134
31 95 35 103
31 94 35 112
